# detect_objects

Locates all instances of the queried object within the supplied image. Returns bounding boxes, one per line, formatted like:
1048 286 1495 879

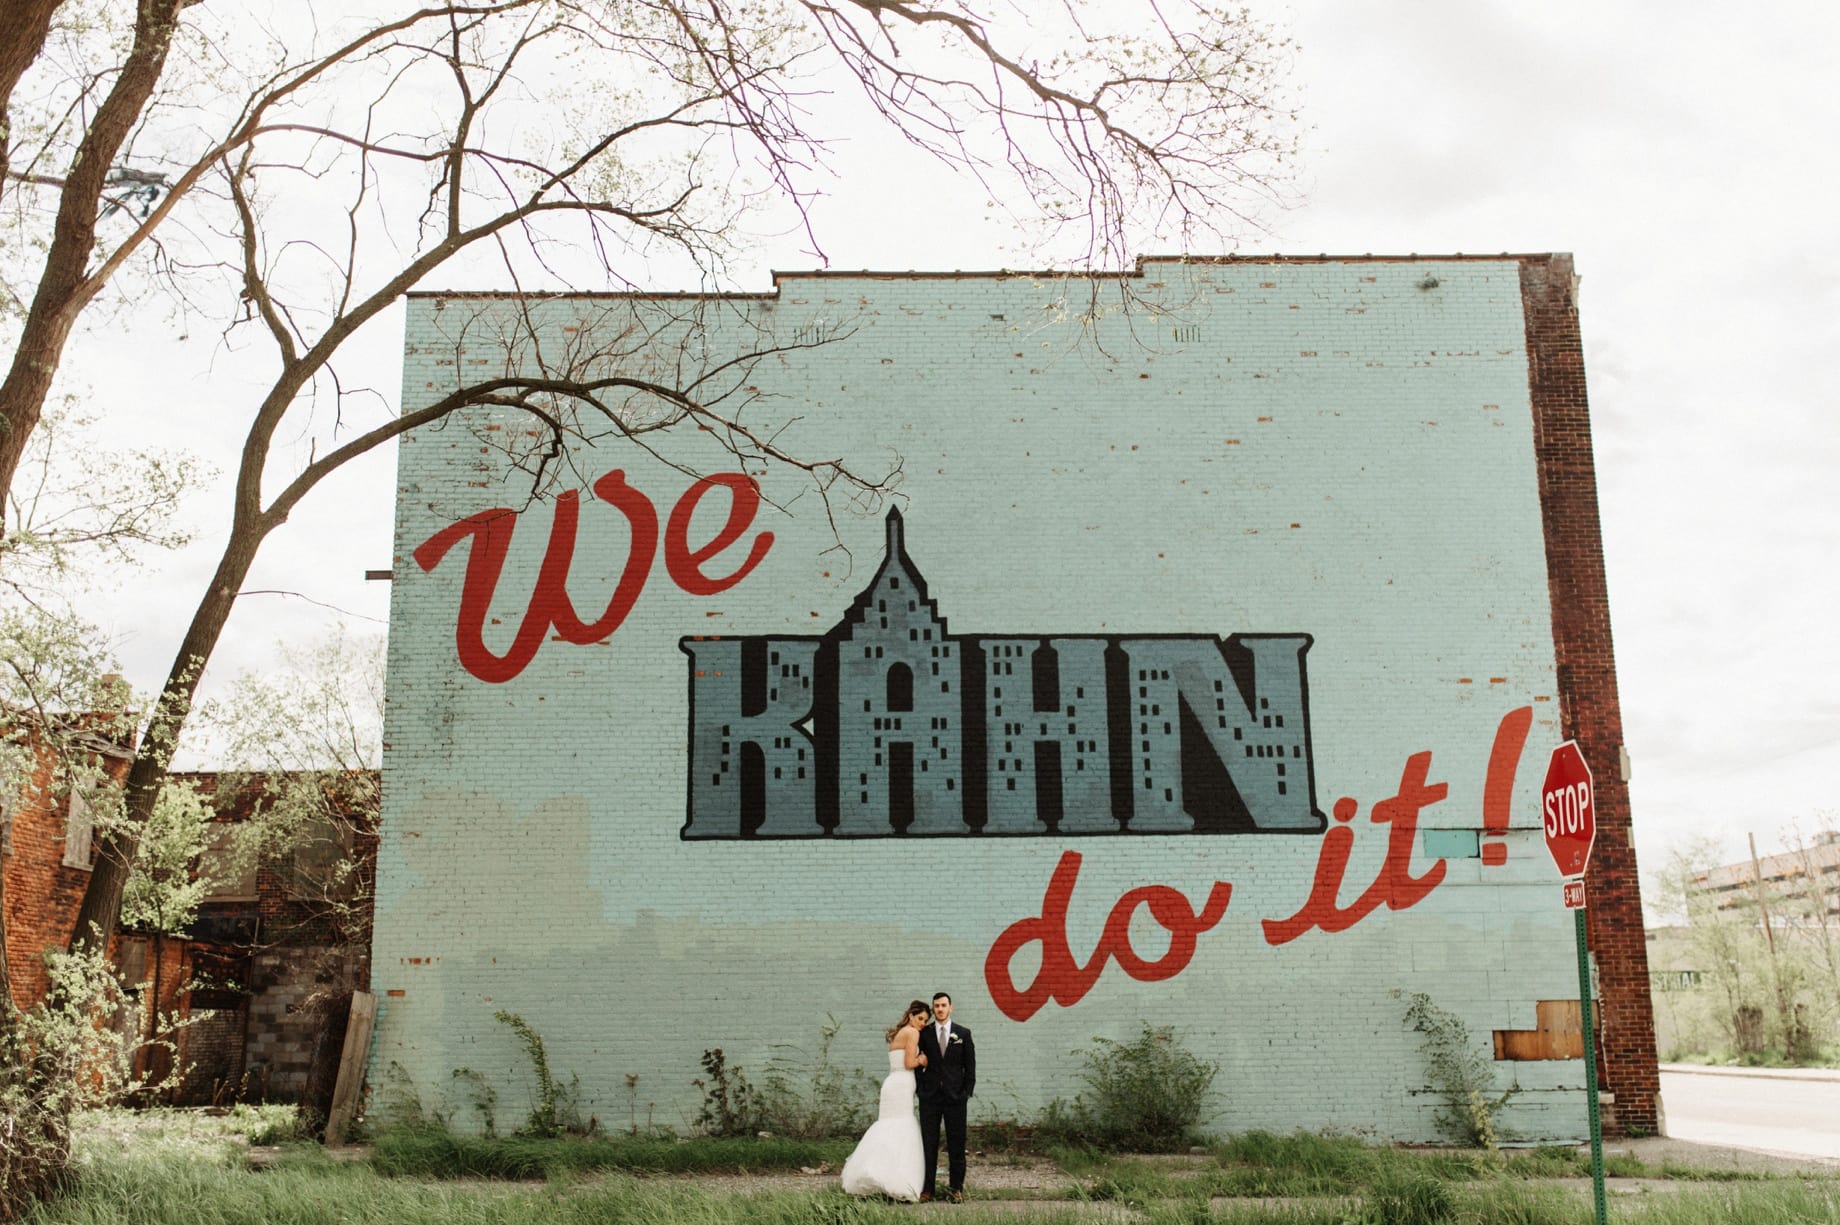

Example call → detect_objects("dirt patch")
664 1154 1079 1197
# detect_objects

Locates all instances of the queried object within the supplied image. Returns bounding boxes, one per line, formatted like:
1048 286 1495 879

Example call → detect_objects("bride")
840 1001 931 1201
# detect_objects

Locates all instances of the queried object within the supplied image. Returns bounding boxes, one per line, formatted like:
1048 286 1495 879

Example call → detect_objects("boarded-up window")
289 813 355 900
1493 1000 1585 1060
203 824 257 902
115 936 149 985
63 784 95 870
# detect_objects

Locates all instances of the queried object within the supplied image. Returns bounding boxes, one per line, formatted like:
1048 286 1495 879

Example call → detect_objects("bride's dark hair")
885 1000 930 1044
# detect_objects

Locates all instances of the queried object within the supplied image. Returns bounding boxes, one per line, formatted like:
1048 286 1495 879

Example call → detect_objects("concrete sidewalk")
1613 1134 1840 1175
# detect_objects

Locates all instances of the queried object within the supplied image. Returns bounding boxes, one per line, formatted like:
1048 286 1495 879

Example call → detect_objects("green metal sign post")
1573 901 1607 1225
1544 739 1606 1225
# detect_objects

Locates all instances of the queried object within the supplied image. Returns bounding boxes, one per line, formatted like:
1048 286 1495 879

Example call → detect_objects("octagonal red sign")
1541 740 1595 878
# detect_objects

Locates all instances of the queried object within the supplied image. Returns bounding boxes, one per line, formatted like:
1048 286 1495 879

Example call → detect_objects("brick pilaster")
1521 254 1661 1136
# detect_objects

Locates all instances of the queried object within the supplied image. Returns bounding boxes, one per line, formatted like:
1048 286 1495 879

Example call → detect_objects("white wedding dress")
840 1049 924 1201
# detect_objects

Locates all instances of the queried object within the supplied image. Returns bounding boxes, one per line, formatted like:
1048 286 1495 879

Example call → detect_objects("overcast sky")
72 0 1836 883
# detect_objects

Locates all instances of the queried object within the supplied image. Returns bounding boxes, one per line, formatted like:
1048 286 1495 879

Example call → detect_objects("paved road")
1661 1065 1840 1160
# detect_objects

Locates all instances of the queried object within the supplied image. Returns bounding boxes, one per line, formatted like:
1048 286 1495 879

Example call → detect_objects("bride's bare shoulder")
889 1028 919 1051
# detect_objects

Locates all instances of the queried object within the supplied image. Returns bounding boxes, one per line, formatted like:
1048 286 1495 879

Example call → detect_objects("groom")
915 991 975 1203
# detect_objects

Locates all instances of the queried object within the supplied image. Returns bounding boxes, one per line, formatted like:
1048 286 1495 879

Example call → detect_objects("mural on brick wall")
411 465 1541 1024
380 260 1658 1141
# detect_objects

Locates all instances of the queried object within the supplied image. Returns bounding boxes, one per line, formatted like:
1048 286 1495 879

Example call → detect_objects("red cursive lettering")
984 851 1231 1021
664 473 774 595
411 504 564 685
1261 751 1449 946
413 469 771 683
546 471 659 642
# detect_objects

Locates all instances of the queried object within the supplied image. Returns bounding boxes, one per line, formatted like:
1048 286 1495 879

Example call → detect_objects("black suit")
915 1022 975 1193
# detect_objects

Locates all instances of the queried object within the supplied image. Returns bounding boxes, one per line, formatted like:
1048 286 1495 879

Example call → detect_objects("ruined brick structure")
4 756 375 1113
1 723 131 1009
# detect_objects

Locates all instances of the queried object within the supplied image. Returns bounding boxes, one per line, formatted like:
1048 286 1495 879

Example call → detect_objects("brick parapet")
1520 255 1661 1136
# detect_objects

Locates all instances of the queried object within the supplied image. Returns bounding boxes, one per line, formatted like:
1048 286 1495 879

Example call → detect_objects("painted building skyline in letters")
681 510 1325 838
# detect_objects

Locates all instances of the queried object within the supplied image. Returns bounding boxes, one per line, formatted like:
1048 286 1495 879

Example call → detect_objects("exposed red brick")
2 729 131 1009
1521 254 1661 1136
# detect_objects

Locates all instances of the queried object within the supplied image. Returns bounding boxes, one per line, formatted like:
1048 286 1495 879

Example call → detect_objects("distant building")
1686 832 1840 921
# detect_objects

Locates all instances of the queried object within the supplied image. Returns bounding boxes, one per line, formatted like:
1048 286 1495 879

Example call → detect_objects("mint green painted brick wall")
376 258 1589 1141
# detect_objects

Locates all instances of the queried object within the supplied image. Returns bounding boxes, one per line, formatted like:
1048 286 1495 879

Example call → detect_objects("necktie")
937 1024 948 1051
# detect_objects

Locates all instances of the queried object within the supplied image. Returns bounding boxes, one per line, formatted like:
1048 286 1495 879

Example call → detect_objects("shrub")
1 945 182 1221
757 1015 876 1139
1038 1023 1217 1151
230 1103 316 1146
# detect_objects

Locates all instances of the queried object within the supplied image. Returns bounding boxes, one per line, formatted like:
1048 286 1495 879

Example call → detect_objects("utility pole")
1748 832 1776 955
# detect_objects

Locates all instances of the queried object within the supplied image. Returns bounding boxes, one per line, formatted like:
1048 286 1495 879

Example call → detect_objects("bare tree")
0 4 1296 1203
6 0 1294 945
1 0 1296 530
0 0 201 511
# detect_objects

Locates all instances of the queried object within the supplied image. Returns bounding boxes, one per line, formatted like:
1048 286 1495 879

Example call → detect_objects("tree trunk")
0 835 16 1039
69 524 268 956
0 0 187 535
144 929 164 1090
0 0 63 202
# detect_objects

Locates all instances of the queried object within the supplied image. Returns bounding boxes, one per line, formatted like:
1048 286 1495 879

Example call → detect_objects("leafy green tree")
0 410 196 1219
1664 840 1767 1057
1649 836 1823 1062
203 629 381 946
1781 817 1840 1030
118 778 214 1060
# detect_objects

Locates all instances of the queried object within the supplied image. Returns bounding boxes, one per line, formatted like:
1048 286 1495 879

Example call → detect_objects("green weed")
1358 1171 1455 1225
492 1011 585 1138
1399 991 1515 1148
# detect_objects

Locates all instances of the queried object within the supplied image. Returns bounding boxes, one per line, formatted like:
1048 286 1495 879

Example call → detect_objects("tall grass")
1624 1182 1840 1223
1036 1024 1218 1152
27 1112 1840 1225
369 1127 852 1179
1060 1130 1830 1212
27 1150 1093 1225
27 1145 1840 1225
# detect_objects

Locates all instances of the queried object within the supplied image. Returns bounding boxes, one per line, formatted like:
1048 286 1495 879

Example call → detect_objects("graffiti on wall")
681 510 1327 839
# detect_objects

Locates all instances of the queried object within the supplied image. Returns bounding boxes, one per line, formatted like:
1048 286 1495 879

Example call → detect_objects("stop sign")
1542 740 1595 878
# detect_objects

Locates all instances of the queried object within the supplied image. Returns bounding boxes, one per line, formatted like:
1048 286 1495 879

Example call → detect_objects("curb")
1659 1063 1840 1085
